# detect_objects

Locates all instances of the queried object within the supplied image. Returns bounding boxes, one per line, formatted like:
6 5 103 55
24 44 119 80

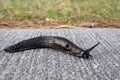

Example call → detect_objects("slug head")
81 42 100 59
82 50 92 59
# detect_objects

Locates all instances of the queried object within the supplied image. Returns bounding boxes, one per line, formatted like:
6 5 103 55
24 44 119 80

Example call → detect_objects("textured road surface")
0 28 120 80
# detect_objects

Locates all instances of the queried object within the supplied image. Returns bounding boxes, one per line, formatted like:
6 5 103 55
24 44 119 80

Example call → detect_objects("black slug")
4 36 100 59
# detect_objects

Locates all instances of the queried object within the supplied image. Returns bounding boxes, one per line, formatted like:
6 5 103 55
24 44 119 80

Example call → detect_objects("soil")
0 16 120 28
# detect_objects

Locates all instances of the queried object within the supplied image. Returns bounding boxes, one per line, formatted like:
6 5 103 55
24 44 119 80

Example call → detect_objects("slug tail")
4 46 16 53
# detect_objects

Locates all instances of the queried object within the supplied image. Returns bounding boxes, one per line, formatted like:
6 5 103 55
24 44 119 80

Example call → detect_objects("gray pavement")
0 28 120 80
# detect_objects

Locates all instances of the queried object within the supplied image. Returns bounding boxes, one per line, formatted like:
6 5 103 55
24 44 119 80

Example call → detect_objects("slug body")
4 36 100 59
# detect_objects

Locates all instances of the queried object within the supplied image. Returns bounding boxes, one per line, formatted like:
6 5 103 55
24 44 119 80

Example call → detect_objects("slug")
4 36 100 59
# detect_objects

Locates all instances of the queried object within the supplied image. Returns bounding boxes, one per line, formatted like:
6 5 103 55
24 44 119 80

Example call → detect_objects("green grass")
0 0 120 22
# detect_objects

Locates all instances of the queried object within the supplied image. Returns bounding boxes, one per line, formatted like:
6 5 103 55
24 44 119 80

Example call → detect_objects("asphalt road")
0 28 120 80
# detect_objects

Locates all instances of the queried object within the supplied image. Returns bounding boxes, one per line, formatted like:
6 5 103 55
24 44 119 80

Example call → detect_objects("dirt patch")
0 16 120 28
